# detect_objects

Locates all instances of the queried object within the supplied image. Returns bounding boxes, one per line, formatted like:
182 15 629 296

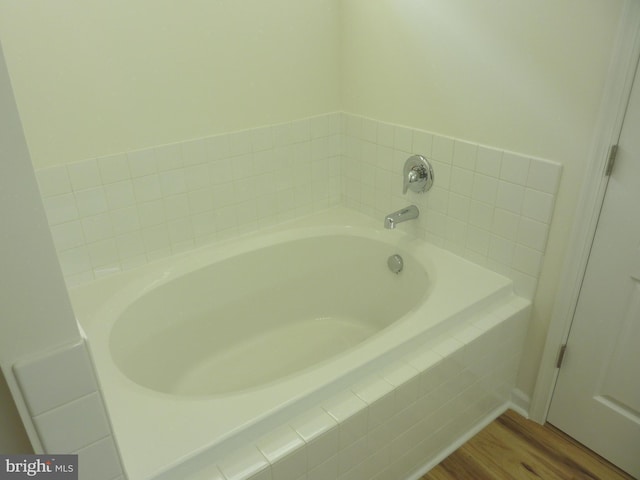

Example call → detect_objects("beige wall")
0 0 341 168
0 39 83 453
0 0 626 413
340 0 624 398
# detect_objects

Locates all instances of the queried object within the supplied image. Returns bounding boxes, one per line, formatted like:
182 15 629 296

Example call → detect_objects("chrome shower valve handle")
403 154 434 194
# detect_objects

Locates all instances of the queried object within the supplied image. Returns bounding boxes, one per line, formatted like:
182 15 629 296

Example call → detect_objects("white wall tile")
137 200 165 227
453 140 477 170
97 154 130 184
475 146 502 177
471 174 498 205
184 164 211 191
67 159 102 190
495 181 524 214
110 206 140 235
155 143 183 171
450 167 474 195
516 217 549 252
133 174 162 202
412 130 433 156
431 135 454 164
394 126 412 153
181 138 208 166
468 200 494 230
492 209 519 240
308 455 338 480
127 148 157 177
36 112 559 297
75 187 108 217
34 392 111 452
376 122 394 147
87 239 119 267
207 134 231 161
500 153 530 185
36 166 72 197
104 181 136 210
81 213 113 243
512 244 544 276
115 231 146 259
164 194 190 221
50 221 85 251
43 194 79 225
159 169 187 197
447 193 470 222
74 436 123 480
522 188 555 223
13 342 98 416
527 158 562 194
488 235 515 267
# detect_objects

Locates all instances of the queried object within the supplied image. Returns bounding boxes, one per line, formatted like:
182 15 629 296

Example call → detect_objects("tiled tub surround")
70 208 530 480
12 341 125 480
35 112 561 300
341 113 562 299
35 113 342 287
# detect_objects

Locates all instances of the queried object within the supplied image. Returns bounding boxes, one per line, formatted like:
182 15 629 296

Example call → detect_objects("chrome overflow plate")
403 154 434 194
387 254 404 274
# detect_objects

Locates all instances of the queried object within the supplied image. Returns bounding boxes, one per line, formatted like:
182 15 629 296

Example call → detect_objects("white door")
546 59 640 477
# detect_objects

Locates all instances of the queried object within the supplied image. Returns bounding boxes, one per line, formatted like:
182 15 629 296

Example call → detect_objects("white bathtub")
70 207 525 479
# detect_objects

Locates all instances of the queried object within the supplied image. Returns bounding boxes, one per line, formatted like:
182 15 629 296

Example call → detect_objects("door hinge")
556 344 568 369
605 144 618 176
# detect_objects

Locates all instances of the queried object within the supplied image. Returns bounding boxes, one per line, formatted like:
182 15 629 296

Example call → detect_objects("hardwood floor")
422 409 635 480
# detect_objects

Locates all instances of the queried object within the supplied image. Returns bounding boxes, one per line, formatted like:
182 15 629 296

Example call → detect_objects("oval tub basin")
110 235 429 395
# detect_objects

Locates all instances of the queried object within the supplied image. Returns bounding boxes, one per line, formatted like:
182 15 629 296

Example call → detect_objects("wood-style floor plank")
422 409 635 480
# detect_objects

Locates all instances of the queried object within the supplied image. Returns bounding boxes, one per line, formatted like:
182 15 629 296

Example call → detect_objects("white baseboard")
509 388 531 419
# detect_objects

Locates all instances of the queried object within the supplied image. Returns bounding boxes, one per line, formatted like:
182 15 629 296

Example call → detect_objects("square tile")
36 166 72 197
522 188 555 223
81 213 113 243
181 138 209 166
475 146 502 177
34 392 111 452
495 181 524 214
431 135 454 164
74 436 122 480
155 143 183 171
527 158 562 194
453 140 477 170
472 174 498 205
50 221 85 251
500 153 530 185
127 148 156 177
14 341 98 416
43 194 79 225
97 154 130 184
133 174 162 202
512 244 544 276
104 181 136 210
67 159 101 191
75 187 108 218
